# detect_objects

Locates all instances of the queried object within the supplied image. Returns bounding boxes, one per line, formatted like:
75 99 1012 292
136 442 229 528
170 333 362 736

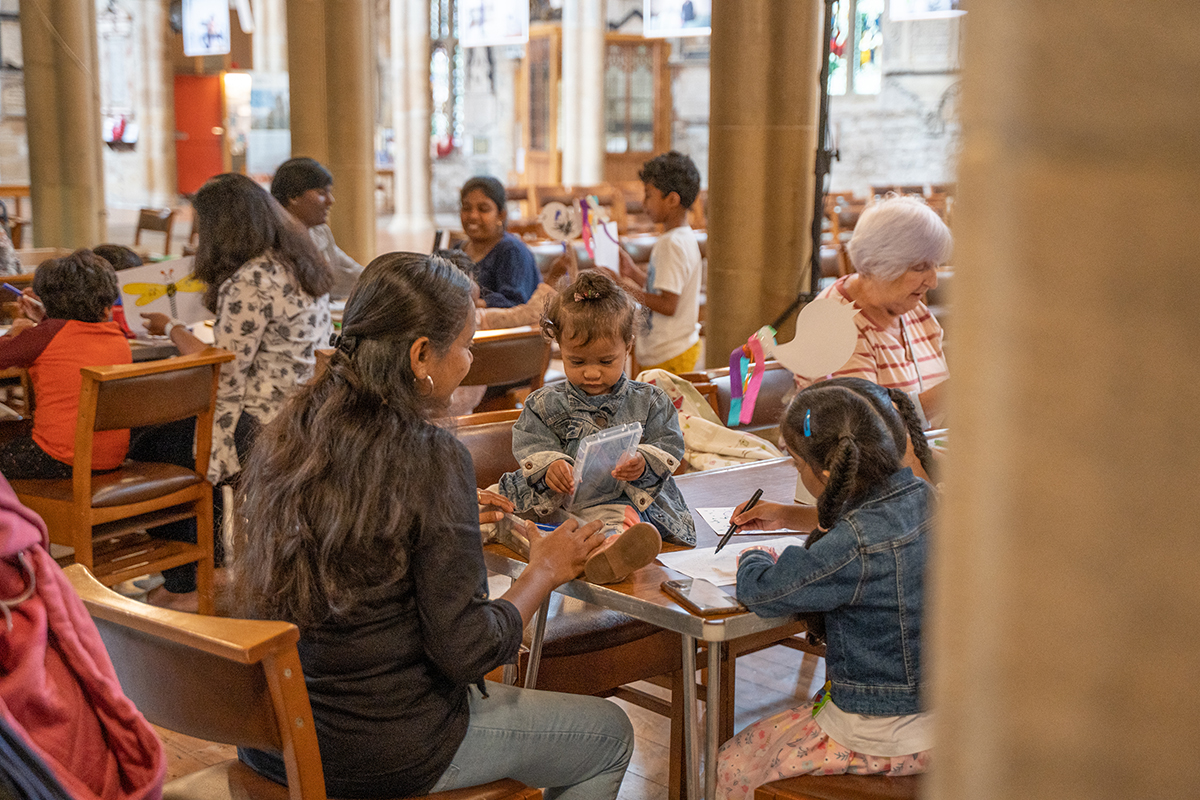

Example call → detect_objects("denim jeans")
429 682 634 800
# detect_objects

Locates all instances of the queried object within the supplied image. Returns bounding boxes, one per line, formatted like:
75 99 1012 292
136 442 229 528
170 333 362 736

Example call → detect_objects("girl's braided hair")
783 377 930 541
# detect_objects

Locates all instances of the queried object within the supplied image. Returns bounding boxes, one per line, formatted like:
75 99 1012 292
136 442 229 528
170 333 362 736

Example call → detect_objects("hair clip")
330 332 358 355
573 288 601 302
804 409 812 437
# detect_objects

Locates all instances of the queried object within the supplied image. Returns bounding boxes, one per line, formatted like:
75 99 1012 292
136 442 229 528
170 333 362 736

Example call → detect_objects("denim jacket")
498 376 696 545
736 468 932 715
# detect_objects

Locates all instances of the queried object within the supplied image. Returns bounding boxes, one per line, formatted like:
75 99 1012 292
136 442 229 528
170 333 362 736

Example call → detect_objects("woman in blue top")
716 378 937 799
457 176 541 308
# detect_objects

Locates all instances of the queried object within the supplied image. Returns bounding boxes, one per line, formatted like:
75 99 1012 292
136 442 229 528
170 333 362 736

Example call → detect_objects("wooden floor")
155 645 825 800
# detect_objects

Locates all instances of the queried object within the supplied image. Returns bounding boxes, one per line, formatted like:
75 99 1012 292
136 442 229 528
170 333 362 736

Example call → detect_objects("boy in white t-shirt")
618 151 703 374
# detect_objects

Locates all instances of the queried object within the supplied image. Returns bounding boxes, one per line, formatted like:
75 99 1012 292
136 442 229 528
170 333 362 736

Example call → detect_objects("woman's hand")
611 453 646 482
141 312 169 336
546 459 575 495
477 489 514 525
18 290 44 323
730 500 817 533
527 518 606 587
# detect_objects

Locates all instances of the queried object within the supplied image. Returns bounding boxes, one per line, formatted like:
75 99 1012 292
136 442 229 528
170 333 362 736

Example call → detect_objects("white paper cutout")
119 257 210 326
755 297 858 378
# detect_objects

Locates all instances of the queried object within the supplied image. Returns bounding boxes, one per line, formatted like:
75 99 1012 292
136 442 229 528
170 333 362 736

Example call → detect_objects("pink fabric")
0 474 165 800
716 702 928 800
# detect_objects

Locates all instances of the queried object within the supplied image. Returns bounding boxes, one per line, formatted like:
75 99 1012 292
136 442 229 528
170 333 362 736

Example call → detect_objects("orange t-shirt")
0 319 133 469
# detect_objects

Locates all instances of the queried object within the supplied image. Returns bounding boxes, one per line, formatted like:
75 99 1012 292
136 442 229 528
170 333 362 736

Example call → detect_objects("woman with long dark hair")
140 172 332 609
232 252 633 799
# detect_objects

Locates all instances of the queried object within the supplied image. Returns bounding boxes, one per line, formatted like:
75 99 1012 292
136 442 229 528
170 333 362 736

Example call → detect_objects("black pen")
714 488 763 554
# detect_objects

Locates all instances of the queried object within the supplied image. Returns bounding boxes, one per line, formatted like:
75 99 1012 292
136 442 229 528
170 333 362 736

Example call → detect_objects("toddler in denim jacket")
499 272 696 583
715 378 938 797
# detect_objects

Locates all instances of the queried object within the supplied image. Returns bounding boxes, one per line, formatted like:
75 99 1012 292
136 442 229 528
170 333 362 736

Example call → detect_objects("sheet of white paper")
592 220 620 274
657 535 808 586
695 507 803 536
118 257 209 326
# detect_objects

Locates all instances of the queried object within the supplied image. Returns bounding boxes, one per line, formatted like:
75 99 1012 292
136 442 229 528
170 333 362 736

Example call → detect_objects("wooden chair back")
451 409 521 488
460 326 551 391
683 361 795 439
65 567 545 800
11 349 235 614
134 207 175 255
64 564 326 800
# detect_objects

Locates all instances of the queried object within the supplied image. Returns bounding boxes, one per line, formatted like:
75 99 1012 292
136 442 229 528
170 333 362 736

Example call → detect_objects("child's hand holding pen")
546 459 575 496
611 452 646 482
729 499 793 533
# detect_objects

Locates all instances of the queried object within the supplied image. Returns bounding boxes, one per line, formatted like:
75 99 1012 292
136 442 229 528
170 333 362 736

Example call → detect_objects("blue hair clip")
804 409 812 437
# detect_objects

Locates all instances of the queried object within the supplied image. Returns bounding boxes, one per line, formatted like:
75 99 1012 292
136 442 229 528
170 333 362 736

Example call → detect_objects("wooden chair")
63 564 542 800
134 207 176 256
755 774 920 800
460 326 552 412
11 349 235 615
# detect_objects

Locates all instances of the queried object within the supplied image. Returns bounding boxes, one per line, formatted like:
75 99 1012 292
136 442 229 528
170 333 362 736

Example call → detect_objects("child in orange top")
0 250 132 479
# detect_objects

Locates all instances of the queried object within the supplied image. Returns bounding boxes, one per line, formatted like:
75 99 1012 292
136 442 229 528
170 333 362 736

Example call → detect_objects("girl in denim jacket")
716 378 937 798
498 271 696 584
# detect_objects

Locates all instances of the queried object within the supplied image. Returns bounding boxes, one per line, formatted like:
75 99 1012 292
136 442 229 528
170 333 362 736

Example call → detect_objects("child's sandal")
584 522 662 585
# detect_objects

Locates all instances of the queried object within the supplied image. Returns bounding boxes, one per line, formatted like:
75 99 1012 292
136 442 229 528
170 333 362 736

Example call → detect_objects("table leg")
524 594 550 689
681 634 700 800
705 640 721 800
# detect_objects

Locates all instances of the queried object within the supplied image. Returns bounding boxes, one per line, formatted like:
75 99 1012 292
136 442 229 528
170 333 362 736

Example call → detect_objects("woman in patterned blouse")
141 173 333 610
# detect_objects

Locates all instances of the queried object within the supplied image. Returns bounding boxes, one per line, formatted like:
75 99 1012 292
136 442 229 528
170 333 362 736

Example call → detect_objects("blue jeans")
429 682 634 800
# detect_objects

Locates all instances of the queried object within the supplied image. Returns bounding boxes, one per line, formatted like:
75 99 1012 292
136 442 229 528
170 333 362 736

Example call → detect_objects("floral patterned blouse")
210 252 331 483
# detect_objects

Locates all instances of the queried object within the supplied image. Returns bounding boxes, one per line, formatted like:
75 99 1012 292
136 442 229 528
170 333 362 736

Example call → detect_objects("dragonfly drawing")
123 269 205 318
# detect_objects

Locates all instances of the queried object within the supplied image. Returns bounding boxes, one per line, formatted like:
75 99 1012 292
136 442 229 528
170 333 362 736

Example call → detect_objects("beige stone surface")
929 3 1200 799
705 0 822 365
287 0 376 265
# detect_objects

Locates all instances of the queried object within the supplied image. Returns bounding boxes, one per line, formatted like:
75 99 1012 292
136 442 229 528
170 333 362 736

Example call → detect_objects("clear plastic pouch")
570 422 643 511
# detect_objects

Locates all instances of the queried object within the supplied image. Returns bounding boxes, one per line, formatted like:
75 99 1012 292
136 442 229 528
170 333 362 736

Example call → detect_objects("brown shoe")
584 522 662 584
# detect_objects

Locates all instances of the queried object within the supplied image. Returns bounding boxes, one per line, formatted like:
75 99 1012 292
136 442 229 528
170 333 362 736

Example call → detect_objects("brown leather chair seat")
707 363 796 439
10 461 202 508
755 774 921 800
534 594 661 658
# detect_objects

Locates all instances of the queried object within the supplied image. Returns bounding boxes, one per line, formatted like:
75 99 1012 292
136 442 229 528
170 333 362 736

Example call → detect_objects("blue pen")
2 283 22 296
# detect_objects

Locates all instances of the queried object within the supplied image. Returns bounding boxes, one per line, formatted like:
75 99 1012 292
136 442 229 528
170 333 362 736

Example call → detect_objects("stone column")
560 0 605 185
20 0 106 247
388 0 433 234
928 3 1200 800
140 0 176 207
706 0 823 366
252 0 288 74
286 0 375 263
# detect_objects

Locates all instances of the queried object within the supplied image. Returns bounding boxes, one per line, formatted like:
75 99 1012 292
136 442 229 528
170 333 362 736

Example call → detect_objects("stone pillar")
252 0 288 74
388 0 433 234
286 0 375 263
928 3 1200 800
140 0 176 207
20 0 106 247
560 0 605 185
706 0 823 366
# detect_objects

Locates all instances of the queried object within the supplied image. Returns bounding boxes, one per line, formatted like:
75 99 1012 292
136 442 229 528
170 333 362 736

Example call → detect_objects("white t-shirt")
637 225 702 367
815 697 933 757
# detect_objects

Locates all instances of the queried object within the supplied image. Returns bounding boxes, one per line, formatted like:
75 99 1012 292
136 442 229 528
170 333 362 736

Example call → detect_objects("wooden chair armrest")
81 347 235 381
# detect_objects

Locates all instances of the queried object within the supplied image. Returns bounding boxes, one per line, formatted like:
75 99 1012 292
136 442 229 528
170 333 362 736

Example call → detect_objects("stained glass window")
828 0 883 96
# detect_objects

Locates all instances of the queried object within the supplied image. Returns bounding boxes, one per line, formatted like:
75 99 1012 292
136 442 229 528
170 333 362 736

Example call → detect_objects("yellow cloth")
640 340 701 375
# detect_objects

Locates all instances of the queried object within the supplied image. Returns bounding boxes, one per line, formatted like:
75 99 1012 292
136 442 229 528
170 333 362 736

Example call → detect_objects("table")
484 456 807 800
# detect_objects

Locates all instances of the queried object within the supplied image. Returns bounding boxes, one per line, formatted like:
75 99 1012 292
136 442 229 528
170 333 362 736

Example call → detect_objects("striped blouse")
798 276 948 396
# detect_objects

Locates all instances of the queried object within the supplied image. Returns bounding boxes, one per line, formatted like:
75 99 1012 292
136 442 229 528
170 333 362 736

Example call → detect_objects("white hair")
846 195 953 280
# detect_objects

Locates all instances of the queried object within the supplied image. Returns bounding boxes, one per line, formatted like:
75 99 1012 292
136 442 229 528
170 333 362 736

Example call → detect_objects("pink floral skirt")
716 702 929 800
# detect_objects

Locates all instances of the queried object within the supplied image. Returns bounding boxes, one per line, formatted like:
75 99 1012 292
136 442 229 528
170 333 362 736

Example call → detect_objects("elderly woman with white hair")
797 195 953 427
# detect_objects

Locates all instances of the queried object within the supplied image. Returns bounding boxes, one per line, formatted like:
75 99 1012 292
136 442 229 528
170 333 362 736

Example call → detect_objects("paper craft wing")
538 201 583 241
123 283 167 306
767 297 859 378
174 275 206 293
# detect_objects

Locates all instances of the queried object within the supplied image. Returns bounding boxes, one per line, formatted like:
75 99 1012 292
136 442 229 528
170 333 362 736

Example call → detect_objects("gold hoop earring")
416 375 435 397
